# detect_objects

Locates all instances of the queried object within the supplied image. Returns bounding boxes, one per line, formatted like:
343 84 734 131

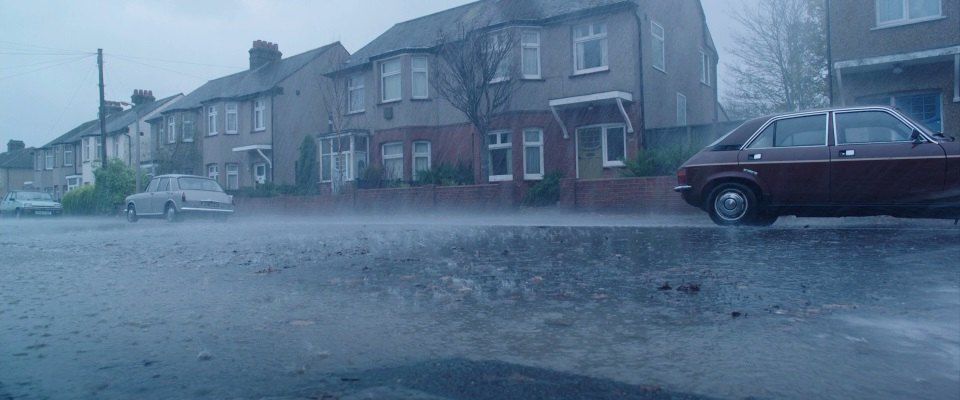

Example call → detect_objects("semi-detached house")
323 0 718 190
830 0 959 132
154 41 348 190
32 91 180 199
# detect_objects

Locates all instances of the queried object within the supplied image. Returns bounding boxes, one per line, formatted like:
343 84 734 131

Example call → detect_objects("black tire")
164 204 179 223
126 205 139 223
707 183 762 226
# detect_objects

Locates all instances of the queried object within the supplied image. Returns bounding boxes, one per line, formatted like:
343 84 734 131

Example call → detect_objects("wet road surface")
1 214 958 399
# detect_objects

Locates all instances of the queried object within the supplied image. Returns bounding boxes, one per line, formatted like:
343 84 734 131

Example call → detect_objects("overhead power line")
0 54 94 81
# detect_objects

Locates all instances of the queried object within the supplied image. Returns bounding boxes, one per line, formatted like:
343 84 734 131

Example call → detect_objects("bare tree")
319 53 368 193
431 26 522 184
724 0 828 119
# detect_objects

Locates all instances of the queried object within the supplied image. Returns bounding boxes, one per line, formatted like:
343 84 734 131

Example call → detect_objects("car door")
137 178 159 215
1 192 13 214
738 113 831 205
830 109 946 205
150 177 172 214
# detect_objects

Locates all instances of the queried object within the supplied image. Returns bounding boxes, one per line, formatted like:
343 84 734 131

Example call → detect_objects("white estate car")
124 174 234 222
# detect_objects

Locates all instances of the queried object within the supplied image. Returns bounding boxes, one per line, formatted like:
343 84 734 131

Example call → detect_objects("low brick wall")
234 176 698 215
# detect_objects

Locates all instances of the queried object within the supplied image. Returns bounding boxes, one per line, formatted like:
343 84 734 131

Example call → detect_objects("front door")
254 163 267 185
577 127 603 179
830 110 946 205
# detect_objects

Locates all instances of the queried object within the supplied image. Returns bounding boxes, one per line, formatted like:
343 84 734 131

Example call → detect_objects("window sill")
524 175 543 181
872 16 946 30
653 65 666 74
253 128 266 133
571 66 609 78
489 175 513 182
207 133 219 137
379 99 402 106
347 110 366 115
603 161 625 168
522 76 544 81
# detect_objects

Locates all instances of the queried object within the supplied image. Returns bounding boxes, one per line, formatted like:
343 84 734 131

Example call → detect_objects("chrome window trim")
741 111 830 150
832 106 935 145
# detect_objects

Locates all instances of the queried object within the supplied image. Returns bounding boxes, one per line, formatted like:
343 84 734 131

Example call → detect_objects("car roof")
152 174 213 180
716 105 911 147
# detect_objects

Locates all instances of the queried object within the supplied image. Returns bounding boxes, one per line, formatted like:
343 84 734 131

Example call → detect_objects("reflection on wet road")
1 215 958 399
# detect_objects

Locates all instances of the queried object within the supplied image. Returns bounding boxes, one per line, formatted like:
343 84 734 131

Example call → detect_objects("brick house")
323 0 718 190
829 0 959 132
154 41 349 190
0 140 34 198
32 91 180 198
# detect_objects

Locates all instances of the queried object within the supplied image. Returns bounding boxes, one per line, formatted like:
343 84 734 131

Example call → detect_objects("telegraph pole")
97 48 107 165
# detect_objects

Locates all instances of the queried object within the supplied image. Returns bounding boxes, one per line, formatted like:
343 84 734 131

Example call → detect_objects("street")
1 214 958 400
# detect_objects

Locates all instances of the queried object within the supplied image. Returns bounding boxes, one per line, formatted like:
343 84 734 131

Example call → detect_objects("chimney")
103 101 125 116
131 89 155 106
249 40 282 70
7 140 25 153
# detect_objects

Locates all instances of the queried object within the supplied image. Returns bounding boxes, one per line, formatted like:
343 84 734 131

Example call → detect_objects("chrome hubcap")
715 190 747 221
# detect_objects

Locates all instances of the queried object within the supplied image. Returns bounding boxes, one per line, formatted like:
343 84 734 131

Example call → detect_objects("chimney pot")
249 40 282 70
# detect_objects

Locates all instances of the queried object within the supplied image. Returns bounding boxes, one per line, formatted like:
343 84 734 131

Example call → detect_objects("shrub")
414 162 474 186
93 159 136 214
621 145 699 177
62 185 99 215
523 171 563 206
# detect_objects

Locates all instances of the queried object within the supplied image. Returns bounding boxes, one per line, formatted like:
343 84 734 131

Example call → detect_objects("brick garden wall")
234 176 698 215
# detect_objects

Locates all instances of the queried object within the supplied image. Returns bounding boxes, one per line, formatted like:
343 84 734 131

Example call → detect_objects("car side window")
145 179 159 193
835 111 913 144
747 114 826 149
157 178 170 192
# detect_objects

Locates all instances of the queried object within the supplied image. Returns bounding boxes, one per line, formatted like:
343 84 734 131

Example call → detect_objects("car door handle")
839 149 855 157
748 153 762 160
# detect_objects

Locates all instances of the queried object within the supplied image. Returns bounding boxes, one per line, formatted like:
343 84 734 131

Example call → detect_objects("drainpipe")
825 0 835 106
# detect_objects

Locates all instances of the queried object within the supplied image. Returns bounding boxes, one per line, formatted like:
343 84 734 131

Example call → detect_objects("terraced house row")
18 0 721 199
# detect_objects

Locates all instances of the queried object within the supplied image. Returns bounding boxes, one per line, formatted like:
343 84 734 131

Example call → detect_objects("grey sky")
0 0 747 151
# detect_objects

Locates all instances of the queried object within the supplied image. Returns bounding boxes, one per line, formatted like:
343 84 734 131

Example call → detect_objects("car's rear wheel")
707 183 762 226
126 205 139 223
165 204 179 223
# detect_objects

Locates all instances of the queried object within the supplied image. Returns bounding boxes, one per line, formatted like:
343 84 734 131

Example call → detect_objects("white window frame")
207 164 219 183
522 128 544 180
677 93 688 126
381 141 404 181
182 114 194 142
225 103 239 134
347 76 365 113
876 0 943 27
521 30 541 79
44 150 53 170
573 22 608 75
207 106 218 136
320 135 368 183
652 21 666 72
63 144 73 167
700 49 711 86
380 58 402 103
598 124 626 168
412 140 431 181
225 163 239 190
411 56 429 99
253 98 266 131
167 116 176 143
487 130 513 182
94 137 102 161
83 139 90 162
112 137 119 160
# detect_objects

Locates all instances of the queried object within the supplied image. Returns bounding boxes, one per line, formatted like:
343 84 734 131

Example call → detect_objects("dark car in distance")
675 106 960 226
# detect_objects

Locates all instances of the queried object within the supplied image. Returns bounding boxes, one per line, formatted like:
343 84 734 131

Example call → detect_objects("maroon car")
675 106 960 226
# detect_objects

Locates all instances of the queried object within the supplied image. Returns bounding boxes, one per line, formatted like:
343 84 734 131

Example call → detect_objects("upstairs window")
573 22 608 74
521 30 541 79
226 103 238 134
63 144 73 166
207 106 218 135
411 56 429 99
700 50 711 86
652 21 665 72
877 0 941 26
677 93 687 126
253 99 266 131
45 150 53 170
348 76 365 113
182 114 195 142
167 116 176 143
381 59 401 103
